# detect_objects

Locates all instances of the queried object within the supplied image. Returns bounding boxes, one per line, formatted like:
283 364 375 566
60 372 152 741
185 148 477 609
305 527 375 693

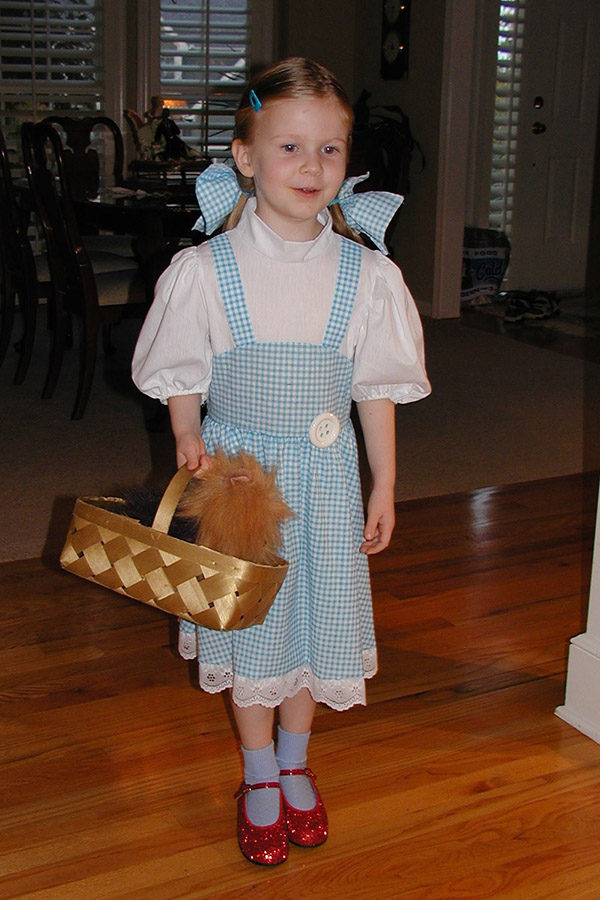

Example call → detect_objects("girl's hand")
360 484 395 555
175 432 210 474
168 395 210 474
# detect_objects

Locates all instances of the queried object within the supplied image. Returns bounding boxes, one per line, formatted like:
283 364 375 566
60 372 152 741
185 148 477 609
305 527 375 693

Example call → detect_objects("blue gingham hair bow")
329 173 403 255
193 163 245 235
193 164 403 253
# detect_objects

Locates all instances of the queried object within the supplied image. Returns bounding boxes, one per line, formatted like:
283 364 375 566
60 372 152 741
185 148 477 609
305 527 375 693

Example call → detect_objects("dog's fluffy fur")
118 450 292 565
176 449 293 564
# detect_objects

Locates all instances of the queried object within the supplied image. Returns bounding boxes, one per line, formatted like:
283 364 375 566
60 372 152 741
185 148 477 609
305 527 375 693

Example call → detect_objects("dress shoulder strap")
322 238 363 350
209 232 254 347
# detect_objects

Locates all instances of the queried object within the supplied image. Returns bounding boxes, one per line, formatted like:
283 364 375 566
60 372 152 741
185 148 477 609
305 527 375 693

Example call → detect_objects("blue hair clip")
249 89 262 112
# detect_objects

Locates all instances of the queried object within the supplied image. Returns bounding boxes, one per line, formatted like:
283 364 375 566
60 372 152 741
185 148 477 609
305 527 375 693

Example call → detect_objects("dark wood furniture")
123 107 209 189
21 122 147 419
75 182 203 296
41 115 125 200
128 157 208 188
0 126 52 384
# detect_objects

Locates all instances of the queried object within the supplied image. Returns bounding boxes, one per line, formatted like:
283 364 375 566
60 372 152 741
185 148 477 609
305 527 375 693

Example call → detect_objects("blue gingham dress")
178 232 377 710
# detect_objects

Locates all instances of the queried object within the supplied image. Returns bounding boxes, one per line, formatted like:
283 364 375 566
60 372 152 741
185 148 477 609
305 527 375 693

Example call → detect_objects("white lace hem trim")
178 633 377 711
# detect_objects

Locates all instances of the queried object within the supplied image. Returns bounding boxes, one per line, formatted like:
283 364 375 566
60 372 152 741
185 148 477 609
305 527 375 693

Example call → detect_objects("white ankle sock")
276 726 317 811
241 742 280 827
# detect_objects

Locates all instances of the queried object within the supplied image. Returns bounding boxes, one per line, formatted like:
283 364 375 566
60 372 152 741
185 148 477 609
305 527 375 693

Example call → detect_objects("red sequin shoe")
279 768 328 847
234 782 288 866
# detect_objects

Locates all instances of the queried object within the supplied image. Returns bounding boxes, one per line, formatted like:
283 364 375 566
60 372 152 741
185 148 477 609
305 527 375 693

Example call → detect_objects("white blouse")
132 199 431 405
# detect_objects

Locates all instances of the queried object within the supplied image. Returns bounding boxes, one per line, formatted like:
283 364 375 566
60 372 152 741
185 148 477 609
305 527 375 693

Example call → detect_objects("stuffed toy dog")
119 450 293 565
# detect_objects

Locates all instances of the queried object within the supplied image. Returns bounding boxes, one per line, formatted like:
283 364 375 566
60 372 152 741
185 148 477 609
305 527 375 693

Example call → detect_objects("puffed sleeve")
132 246 213 404
351 255 431 404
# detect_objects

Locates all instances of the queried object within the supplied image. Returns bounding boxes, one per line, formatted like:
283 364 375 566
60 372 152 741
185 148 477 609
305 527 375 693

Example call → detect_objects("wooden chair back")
41 115 125 199
0 127 24 264
0 125 44 382
21 121 87 312
123 109 144 159
21 121 146 419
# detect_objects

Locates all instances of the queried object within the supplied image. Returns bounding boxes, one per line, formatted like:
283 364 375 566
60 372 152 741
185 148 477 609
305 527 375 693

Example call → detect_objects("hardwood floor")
1 473 599 899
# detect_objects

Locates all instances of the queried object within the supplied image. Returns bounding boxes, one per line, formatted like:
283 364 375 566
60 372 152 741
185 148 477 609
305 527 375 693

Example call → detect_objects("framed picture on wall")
381 0 410 79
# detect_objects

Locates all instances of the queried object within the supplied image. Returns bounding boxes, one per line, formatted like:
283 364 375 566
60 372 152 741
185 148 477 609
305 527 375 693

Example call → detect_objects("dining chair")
41 114 125 198
0 125 52 384
21 121 148 420
123 109 146 160
42 114 137 260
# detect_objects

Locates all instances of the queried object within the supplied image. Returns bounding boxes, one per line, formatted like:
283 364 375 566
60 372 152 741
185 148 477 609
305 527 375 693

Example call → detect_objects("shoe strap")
234 781 280 799
279 767 317 783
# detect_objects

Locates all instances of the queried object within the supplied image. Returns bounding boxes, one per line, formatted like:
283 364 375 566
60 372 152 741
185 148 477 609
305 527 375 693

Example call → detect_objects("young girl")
132 57 430 866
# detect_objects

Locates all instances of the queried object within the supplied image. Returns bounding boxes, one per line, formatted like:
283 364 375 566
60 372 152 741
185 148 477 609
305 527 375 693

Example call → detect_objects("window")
159 0 252 158
488 0 527 234
0 0 104 157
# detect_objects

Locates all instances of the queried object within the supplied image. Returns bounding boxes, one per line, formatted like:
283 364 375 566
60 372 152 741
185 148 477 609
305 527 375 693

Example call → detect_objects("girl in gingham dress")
133 58 430 866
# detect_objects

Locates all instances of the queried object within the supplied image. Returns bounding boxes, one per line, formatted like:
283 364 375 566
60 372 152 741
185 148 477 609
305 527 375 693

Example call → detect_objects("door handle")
532 122 547 134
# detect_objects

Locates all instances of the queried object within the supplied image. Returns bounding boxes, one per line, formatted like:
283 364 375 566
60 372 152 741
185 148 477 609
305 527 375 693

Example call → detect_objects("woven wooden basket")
59 465 289 630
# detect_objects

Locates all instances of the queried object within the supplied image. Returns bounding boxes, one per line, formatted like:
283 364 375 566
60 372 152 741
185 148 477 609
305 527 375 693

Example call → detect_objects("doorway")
472 0 600 295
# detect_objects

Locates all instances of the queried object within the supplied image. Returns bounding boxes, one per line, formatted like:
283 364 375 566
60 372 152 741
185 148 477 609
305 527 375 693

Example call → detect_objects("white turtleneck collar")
234 197 335 262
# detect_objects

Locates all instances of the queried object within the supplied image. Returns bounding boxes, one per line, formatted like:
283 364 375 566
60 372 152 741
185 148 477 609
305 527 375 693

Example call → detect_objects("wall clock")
381 0 410 79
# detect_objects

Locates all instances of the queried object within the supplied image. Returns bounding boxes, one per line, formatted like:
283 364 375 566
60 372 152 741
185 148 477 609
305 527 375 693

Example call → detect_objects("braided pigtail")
223 172 254 232
329 203 365 246
223 195 249 231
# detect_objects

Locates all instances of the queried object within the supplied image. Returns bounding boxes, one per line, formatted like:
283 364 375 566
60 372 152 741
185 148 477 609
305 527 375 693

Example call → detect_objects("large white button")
309 412 340 447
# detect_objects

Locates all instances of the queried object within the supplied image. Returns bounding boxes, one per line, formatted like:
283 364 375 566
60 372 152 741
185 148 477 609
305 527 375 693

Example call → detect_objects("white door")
506 0 600 293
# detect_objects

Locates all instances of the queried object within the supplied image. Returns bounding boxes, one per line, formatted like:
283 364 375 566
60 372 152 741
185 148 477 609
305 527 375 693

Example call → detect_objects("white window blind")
0 0 103 156
489 0 526 234
160 0 251 158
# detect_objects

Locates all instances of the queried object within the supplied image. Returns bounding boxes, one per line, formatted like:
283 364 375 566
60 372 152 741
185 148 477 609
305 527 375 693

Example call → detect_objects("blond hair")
224 57 364 245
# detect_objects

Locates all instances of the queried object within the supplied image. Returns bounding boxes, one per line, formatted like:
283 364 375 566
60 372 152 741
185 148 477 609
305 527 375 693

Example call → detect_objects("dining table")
17 163 207 268
72 174 208 291
79 177 202 237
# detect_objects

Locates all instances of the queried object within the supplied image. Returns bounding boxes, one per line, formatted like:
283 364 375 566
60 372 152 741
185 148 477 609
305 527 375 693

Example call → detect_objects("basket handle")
151 464 203 534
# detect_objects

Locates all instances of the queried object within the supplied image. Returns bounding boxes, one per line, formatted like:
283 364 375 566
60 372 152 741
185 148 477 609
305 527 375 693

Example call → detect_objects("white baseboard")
555 705 600 745
554 635 600 746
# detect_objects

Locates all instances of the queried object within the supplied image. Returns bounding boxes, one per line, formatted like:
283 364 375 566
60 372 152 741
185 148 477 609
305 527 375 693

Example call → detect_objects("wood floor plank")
1 473 599 898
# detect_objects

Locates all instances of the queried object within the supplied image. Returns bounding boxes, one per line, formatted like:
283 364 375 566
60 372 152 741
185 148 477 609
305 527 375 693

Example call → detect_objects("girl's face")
232 95 350 241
